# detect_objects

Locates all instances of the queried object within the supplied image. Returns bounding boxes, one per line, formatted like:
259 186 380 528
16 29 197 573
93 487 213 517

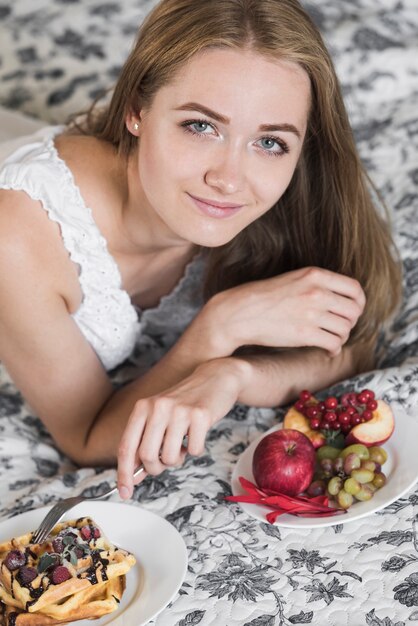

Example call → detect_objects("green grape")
327 476 343 496
372 472 387 489
339 444 370 461
316 446 341 461
361 460 377 472
343 453 361 474
368 446 388 465
344 477 361 495
354 485 374 501
337 489 354 509
350 469 375 484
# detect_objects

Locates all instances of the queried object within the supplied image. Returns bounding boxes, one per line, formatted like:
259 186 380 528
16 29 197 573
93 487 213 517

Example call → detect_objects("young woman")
0 0 400 499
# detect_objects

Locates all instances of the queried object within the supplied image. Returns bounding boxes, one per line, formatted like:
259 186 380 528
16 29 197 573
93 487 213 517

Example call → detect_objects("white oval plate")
231 405 418 528
0 501 187 625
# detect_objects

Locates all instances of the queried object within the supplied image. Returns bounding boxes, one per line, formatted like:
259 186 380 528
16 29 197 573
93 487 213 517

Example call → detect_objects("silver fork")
32 465 145 544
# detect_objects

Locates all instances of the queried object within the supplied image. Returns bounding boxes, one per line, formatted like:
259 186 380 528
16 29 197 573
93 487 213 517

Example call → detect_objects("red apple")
344 400 395 446
252 429 316 496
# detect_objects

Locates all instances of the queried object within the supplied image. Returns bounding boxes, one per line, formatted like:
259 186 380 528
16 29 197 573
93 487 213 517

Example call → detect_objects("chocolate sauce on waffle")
83 549 109 584
8 611 17 626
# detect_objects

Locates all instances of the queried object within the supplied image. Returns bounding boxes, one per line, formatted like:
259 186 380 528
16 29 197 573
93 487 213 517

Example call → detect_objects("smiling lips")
188 193 244 218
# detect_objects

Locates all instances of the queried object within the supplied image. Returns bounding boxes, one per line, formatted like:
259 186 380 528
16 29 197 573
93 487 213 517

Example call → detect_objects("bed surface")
0 1 418 624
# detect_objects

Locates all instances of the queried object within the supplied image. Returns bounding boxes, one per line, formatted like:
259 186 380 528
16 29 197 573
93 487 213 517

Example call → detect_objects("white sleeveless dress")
0 114 205 372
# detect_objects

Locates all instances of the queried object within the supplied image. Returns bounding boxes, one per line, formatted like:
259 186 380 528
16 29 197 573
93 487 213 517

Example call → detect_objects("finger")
308 267 365 304
117 404 147 499
319 312 352 344
138 413 170 476
187 410 210 457
133 467 148 486
160 407 189 466
328 294 364 327
307 327 344 356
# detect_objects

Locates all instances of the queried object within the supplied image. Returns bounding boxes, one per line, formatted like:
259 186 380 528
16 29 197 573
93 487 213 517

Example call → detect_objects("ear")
125 112 141 137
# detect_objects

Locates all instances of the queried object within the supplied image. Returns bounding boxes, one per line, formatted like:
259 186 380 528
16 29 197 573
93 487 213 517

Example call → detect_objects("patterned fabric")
0 1 417 625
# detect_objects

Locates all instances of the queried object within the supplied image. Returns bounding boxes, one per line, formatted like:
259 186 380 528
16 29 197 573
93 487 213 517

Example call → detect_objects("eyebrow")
174 102 302 140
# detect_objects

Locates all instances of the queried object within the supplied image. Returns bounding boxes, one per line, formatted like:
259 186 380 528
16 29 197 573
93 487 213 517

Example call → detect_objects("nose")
204 145 245 195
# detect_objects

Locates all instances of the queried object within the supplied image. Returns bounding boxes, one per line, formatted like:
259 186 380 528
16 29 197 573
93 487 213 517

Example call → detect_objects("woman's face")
132 47 311 248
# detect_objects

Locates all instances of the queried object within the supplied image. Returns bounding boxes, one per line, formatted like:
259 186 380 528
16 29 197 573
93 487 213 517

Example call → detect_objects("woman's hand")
207 266 366 357
117 357 251 499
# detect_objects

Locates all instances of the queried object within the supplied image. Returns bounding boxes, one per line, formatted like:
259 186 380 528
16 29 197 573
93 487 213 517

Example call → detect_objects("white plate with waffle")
0 501 187 625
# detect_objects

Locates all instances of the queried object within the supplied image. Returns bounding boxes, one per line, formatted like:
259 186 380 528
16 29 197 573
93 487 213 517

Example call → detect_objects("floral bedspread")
0 1 418 624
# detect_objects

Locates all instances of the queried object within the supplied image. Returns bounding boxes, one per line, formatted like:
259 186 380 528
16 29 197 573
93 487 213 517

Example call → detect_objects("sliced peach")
344 400 395 447
283 406 326 449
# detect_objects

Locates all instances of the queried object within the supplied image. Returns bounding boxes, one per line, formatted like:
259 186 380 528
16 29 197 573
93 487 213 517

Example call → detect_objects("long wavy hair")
72 0 401 351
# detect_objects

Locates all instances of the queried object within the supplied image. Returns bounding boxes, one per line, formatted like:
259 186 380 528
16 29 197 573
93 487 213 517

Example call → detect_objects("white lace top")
0 126 205 371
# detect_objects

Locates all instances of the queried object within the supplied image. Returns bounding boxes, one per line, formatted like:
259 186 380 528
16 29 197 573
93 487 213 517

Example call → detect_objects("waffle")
0 517 136 625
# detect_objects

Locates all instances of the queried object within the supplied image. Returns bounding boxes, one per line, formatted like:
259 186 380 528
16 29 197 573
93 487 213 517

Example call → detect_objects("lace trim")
0 126 205 368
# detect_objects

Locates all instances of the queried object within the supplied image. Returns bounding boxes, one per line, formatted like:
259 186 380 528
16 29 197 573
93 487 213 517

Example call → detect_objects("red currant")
306 406 319 419
362 410 373 421
299 390 311 403
347 393 359 406
340 393 351 407
363 389 375 401
324 411 337 423
350 414 362 426
357 391 369 404
310 418 321 430
367 400 378 411
346 406 356 415
294 400 305 412
338 411 351 425
331 421 340 430
318 402 326 412
341 423 352 434
325 396 338 410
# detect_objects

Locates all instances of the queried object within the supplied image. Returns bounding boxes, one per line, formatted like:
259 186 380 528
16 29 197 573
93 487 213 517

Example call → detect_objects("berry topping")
50 565 71 585
52 537 64 554
80 525 101 541
74 547 85 559
17 566 38 585
80 526 92 541
4 550 26 571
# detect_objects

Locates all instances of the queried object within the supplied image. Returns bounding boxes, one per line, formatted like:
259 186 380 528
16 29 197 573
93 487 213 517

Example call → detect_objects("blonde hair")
74 0 401 356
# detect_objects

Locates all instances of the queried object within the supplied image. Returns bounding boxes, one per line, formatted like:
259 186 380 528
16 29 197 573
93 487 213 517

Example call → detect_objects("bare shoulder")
0 188 80 306
0 188 60 265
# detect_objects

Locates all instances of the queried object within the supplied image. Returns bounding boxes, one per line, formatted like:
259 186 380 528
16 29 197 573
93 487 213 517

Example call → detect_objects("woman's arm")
86 266 366 465
0 191 366 470
116 342 366 497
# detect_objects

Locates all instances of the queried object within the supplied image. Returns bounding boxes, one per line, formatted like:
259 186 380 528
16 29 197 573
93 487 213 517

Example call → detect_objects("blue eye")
181 119 215 135
256 136 289 156
191 121 211 133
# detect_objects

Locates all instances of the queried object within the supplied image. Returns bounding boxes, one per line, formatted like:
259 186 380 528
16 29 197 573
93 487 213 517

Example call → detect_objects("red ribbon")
226 477 346 523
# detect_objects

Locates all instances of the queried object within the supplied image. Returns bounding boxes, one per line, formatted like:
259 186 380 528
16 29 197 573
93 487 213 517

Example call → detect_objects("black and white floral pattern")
0 1 418 624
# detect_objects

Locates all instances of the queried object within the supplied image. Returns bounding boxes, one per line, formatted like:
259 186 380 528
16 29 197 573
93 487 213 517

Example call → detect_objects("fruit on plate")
283 406 326 449
309 442 389 509
344 400 394 446
252 429 316 497
284 388 395 447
